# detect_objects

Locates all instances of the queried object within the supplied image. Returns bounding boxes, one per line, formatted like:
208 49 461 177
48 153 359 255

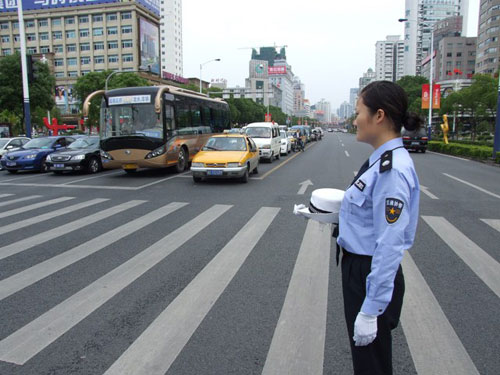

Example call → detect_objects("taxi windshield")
245 127 271 138
203 137 247 151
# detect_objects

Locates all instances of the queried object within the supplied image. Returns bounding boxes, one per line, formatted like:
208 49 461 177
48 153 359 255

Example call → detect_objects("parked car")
0 136 77 173
46 136 102 174
0 137 30 170
290 125 308 146
313 127 324 140
245 122 281 162
279 130 292 155
402 128 428 153
190 134 259 183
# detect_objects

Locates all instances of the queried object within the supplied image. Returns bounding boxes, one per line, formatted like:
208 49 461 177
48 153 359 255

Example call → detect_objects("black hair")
360 81 422 133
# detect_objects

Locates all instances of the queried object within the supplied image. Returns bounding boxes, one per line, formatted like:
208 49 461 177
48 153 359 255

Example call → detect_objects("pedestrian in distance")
336 80 421 374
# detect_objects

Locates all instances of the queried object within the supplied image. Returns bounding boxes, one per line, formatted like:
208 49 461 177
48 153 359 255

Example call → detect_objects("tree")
0 52 55 132
396 75 429 116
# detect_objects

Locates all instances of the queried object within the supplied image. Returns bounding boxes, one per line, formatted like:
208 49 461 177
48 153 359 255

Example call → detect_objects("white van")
245 122 281 162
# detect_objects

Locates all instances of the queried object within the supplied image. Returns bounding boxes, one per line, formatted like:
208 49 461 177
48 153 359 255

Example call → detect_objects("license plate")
122 164 138 170
207 170 223 176
411 142 420 145
6 161 16 167
54 164 65 168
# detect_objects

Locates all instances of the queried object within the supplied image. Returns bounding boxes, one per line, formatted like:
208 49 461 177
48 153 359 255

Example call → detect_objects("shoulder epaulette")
379 150 393 173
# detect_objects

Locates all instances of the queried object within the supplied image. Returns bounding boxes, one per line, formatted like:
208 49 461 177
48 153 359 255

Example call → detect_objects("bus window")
164 104 175 138
176 101 191 134
202 106 212 128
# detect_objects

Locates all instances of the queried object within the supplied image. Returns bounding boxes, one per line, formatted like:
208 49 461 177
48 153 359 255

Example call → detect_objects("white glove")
353 312 377 346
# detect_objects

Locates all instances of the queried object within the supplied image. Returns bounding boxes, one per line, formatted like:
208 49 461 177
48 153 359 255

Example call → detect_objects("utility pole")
493 73 500 159
17 0 32 137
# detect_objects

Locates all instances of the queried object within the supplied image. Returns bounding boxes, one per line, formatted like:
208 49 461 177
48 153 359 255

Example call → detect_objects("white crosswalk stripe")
0 193 14 199
0 204 231 365
0 195 41 208
422 216 500 298
104 206 279 375
0 200 145 261
0 195 497 374
0 196 74 219
0 201 188 301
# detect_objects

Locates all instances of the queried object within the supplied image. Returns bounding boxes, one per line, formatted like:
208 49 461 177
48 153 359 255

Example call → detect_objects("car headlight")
227 162 241 168
145 145 167 159
261 144 271 149
71 154 85 160
25 154 37 159
46 154 52 161
191 162 204 168
100 150 113 160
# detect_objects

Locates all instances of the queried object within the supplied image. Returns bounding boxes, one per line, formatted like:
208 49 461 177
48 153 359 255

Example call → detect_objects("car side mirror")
54 144 62 149
5 145 13 150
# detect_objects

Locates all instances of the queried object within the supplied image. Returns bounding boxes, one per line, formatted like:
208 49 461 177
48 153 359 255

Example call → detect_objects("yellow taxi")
190 134 259 183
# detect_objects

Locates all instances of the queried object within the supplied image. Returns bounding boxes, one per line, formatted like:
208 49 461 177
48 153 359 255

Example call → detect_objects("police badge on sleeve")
385 198 404 224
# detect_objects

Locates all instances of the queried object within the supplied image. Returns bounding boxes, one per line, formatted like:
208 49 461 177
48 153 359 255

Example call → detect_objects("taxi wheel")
40 158 49 173
124 169 137 174
176 147 188 173
252 165 258 174
240 166 249 183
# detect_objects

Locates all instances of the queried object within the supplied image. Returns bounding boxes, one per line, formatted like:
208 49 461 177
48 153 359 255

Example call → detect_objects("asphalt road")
0 132 498 375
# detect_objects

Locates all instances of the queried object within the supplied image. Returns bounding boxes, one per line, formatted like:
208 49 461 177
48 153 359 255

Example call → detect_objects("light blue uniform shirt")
337 137 420 316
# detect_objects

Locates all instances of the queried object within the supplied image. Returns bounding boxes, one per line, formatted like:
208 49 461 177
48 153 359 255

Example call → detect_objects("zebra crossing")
0 193 498 374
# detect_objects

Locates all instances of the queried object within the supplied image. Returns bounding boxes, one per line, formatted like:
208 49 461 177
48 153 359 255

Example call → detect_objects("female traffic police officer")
337 81 421 374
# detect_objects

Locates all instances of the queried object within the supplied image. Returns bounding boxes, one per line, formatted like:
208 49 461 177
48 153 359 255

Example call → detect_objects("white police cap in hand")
293 188 345 224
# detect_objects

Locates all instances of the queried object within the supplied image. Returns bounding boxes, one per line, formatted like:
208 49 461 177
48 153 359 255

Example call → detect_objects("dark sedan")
46 136 102 174
0 136 76 173
402 128 428 153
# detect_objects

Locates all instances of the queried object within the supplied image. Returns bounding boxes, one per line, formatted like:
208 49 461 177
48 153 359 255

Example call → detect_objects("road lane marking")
427 151 469 161
420 185 439 200
443 173 500 200
0 182 137 190
353 171 357 176
0 200 145 261
134 171 191 189
344 150 350 157
103 207 279 375
0 194 14 199
422 216 500 298
262 220 331 375
401 251 480 375
0 195 41 208
60 170 124 185
0 198 108 236
0 197 75 219
297 180 313 195
0 173 49 183
0 202 188 301
0 204 231 365
481 219 500 233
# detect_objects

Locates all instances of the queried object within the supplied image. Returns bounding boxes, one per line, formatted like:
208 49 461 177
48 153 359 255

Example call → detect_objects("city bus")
82 85 230 173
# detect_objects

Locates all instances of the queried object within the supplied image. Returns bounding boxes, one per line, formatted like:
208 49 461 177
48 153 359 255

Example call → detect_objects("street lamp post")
493 74 500 159
199 58 221 93
17 0 32 138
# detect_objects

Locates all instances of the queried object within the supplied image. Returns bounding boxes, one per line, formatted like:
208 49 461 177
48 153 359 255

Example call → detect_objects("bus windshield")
102 103 163 139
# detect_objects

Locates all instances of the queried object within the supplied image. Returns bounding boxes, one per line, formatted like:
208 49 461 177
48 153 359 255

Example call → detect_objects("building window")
0 22 8 30
121 25 133 34
27 47 37 54
2 49 12 56
26 33 36 41
80 56 91 65
79 15 89 24
79 29 89 38
81 70 91 75
38 19 48 27
40 46 50 53
108 55 119 63
94 42 104 50
446 52 452 57
122 54 133 62
54 72 64 78
65 16 75 25
54 58 64 67
456 52 462 57
66 30 76 39
94 55 105 64
68 71 78 77
12 21 19 29
107 26 118 35
38 32 49 41
121 12 132 20
106 13 117 21
80 43 90 51
1 36 9 43
53 45 63 53
122 39 133 48
108 41 118 49
25 20 35 28
67 44 77 53
52 31 63 40
92 14 103 23
67 57 77 66
93 28 104 36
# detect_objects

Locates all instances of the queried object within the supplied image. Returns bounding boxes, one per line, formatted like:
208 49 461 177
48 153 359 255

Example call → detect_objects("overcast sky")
183 0 479 111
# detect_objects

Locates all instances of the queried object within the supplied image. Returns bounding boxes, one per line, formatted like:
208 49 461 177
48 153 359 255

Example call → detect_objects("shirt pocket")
346 188 372 222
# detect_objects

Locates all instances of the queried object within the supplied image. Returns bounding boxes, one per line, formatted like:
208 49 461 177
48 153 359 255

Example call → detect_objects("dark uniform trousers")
341 250 405 375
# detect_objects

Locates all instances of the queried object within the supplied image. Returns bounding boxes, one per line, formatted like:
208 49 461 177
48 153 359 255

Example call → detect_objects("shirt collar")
369 137 403 165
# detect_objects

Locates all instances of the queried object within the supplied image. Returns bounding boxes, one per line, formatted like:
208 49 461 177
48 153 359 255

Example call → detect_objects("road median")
428 141 500 164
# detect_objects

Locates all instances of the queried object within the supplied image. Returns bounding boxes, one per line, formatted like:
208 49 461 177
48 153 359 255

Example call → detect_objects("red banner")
422 84 430 109
268 66 287 75
422 84 441 109
265 113 272 122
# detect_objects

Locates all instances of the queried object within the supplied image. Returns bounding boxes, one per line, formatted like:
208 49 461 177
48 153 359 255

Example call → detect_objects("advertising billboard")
421 84 441 109
268 66 287 75
139 17 160 75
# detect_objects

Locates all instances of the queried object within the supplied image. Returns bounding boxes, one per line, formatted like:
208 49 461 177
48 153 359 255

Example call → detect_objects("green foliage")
0 52 55 129
428 140 498 162
396 75 429 116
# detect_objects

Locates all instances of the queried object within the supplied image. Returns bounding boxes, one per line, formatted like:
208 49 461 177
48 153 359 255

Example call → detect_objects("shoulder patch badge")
354 179 366 192
385 198 404 224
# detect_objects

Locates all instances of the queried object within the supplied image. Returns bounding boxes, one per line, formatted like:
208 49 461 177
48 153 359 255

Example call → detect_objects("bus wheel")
176 147 188 173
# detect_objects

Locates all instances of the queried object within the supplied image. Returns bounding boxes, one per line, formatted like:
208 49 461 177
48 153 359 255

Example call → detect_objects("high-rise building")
269 58 294 115
315 99 331 123
375 35 405 82
403 0 469 76
476 0 500 75
349 88 359 109
293 76 306 116
160 0 183 77
338 101 353 120
359 68 376 92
